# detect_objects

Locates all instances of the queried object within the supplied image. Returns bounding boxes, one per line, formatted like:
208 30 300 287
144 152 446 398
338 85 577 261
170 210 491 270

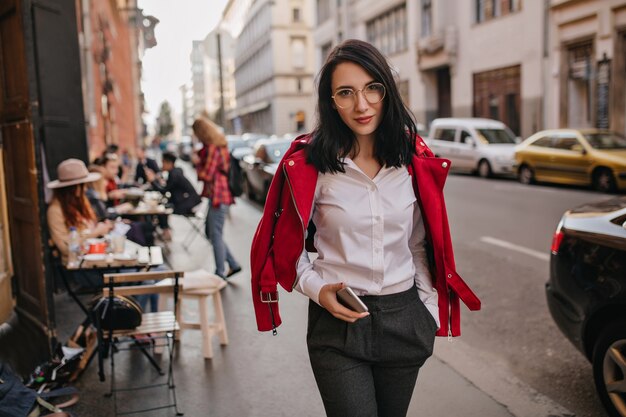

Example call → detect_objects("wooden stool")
179 286 228 359
157 273 229 359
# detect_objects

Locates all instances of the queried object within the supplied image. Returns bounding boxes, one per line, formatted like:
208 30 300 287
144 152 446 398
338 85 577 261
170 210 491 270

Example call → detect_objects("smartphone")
336 287 369 313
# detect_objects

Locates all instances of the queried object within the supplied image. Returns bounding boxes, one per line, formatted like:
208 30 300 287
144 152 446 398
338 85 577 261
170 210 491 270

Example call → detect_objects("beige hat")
47 158 101 189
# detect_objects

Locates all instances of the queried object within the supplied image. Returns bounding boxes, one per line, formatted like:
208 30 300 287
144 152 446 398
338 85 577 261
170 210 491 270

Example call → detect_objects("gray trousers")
307 286 437 417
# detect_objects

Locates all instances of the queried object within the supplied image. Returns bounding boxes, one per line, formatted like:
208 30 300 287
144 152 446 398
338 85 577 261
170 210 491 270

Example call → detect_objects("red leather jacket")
251 134 480 337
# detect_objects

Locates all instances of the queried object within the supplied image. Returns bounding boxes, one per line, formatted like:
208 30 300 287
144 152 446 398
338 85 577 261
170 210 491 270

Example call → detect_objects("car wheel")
518 165 534 185
593 168 617 193
592 320 626 417
478 160 492 178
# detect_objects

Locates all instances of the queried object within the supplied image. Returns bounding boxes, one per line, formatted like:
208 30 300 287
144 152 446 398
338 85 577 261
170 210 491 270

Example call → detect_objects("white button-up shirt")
295 158 440 327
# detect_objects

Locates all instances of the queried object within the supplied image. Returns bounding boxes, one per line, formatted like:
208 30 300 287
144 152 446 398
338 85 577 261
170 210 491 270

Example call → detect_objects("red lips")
354 116 374 124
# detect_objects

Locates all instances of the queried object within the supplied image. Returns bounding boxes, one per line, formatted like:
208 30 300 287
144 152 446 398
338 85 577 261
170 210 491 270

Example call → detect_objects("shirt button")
288 160 295 166
420 141 425 146
442 162 448 168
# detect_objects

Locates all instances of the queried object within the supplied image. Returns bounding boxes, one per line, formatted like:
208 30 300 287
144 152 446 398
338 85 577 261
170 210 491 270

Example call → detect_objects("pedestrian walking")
250 39 481 417
192 117 242 279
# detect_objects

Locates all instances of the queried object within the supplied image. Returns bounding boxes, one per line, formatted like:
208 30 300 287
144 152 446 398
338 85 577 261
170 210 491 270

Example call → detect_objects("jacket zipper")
283 163 307 289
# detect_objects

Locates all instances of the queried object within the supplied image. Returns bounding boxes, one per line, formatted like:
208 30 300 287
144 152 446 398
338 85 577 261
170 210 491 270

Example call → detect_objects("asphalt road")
440 173 618 417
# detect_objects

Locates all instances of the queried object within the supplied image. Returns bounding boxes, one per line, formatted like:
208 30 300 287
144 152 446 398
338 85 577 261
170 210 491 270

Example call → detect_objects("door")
523 134 554 180
549 134 590 185
455 129 478 171
436 67 451 118
0 0 48 326
429 127 456 160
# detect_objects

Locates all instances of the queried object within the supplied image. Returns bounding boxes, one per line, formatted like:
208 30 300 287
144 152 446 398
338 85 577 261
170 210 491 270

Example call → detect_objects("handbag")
91 295 143 330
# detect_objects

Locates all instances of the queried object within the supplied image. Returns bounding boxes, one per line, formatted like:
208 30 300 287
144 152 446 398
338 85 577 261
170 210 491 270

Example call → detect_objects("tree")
156 101 174 137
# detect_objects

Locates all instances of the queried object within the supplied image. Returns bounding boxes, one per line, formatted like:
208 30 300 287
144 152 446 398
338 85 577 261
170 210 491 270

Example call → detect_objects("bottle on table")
68 226 81 267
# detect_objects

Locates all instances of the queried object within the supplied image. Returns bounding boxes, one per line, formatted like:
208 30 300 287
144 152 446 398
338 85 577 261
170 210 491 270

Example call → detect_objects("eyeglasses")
331 83 386 109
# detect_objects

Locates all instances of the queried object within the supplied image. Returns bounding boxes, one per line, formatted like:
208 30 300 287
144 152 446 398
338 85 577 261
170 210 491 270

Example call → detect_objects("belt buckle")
260 291 279 303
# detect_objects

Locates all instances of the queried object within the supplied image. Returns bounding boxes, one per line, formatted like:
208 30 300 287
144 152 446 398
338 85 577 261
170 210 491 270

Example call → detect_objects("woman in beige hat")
47 158 113 265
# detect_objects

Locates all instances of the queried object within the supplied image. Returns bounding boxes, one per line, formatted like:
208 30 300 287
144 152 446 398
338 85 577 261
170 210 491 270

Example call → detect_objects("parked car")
547 197 626 417
239 138 292 201
515 129 626 193
426 118 518 178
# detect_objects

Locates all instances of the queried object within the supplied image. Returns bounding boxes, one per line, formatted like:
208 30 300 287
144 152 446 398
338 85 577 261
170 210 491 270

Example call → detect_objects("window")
476 0 521 23
421 0 432 37
291 37 306 69
460 130 473 144
317 0 331 24
293 8 301 22
366 4 407 55
434 128 456 142
553 136 582 151
296 78 302 92
531 136 553 148
321 42 332 61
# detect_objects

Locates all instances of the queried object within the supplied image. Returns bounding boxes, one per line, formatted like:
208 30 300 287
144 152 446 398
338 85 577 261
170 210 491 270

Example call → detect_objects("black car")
547 197 626 417
240 138 292 202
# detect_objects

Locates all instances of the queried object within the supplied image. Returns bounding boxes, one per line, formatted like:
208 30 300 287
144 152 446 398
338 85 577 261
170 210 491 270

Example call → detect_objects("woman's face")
331 61 384 143
104 160 118 179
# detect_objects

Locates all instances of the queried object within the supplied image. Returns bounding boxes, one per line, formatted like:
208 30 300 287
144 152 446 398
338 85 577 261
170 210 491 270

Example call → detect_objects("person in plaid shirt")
193 117 242 279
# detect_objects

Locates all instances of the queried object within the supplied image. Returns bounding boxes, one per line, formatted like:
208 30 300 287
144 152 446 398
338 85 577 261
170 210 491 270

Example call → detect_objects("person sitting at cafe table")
86 164 133 220
135 146 160 186
85 164 154 246
94 153 127 205
47 158 113 287
145 152 202 215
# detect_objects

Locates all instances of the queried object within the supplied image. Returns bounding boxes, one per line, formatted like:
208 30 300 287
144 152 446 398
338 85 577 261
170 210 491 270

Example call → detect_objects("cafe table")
63 241 164 316
60 241 166 379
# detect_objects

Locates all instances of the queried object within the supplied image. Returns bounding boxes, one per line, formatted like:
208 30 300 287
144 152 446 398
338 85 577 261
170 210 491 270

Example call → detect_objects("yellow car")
515 129 626 192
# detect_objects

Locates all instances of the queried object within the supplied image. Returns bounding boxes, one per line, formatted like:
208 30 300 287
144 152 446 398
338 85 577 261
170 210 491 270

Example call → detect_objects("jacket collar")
281 134 450 221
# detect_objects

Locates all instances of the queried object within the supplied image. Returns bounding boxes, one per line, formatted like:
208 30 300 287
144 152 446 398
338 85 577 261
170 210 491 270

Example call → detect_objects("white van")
426 118 518 177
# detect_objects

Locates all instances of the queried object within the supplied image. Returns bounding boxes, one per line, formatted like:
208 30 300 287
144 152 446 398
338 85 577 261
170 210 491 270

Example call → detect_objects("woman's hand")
115 202 134 214
93 221 112 236
318 282 370 323
109 189 127 200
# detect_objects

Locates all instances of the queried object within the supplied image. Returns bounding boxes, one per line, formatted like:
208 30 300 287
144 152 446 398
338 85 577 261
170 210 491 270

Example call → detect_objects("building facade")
313 0 544 137
190 40 211 123
547 0 626 135
77 0 146 160
229 0 315 135
205 28 237 127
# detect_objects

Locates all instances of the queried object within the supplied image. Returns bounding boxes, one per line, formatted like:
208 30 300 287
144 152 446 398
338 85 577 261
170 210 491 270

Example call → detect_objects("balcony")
416 26 457 71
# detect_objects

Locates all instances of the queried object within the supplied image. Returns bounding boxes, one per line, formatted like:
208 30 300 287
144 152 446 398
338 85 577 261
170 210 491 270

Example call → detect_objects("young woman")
47 159 113 287
192 117 242 279
250 40 480 417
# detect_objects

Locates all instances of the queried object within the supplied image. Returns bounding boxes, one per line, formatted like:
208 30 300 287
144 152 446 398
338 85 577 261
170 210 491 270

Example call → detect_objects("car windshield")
583 132 626 150
264 141 291 163
476 128 517 144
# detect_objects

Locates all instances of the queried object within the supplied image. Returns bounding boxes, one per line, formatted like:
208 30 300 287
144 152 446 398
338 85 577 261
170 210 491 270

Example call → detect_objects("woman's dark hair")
307 39 417 173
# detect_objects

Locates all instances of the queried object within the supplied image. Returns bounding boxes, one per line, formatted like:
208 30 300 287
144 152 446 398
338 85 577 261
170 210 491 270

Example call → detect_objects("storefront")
0 0 89 375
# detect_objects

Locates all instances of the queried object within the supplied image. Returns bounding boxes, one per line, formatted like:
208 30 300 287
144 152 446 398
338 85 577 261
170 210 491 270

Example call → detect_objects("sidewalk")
53 197 515 417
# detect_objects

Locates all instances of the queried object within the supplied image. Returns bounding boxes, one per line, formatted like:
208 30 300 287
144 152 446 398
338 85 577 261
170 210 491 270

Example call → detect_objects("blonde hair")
192 117 227 147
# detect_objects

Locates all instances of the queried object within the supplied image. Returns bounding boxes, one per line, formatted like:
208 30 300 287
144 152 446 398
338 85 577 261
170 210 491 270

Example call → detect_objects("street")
431 174 613 417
